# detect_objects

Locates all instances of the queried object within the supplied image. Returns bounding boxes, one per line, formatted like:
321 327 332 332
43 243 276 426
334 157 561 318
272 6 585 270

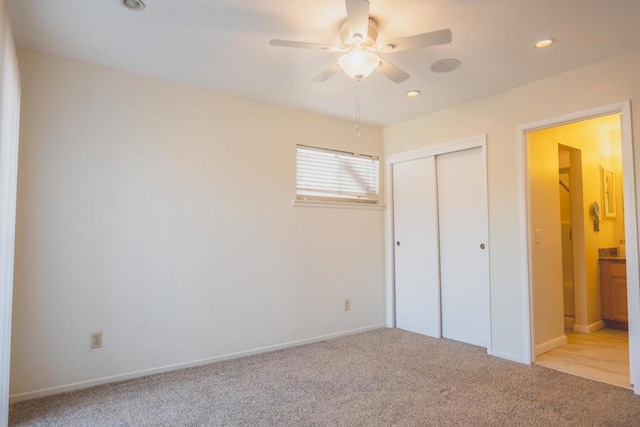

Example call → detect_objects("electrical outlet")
91 332 102 349
344 299 351 311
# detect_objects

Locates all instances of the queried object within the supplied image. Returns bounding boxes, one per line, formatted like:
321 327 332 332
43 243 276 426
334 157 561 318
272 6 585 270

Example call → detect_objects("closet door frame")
385 134 492 354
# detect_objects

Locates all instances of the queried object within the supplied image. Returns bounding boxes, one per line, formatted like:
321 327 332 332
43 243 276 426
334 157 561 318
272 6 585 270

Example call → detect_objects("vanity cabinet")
600 258 628 330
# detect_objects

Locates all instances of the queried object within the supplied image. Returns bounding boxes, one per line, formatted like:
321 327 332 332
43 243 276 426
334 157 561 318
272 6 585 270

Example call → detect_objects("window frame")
295 144 381 206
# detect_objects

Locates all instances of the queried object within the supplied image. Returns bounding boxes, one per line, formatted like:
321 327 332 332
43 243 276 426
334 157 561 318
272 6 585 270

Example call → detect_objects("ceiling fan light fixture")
121 0 145 11
338 50 381 80
533 38 554 48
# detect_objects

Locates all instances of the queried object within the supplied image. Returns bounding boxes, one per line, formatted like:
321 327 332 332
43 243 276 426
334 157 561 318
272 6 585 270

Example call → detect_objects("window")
296 145 379 204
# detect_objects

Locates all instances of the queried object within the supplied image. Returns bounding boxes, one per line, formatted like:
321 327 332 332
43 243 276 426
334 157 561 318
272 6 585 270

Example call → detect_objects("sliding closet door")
437 147 490 348
393 157 441 337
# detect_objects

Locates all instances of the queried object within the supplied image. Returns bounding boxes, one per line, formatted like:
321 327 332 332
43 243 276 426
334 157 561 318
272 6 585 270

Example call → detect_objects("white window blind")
296 145 379 203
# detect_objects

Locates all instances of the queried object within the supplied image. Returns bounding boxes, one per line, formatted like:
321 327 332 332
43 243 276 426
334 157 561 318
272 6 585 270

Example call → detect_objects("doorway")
522 103 639 393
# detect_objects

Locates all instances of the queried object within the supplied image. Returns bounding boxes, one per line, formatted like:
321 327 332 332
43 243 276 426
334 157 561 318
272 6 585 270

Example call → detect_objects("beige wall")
11 49 385 398
384 49 640 362
527 131 565 348
528 115 623 347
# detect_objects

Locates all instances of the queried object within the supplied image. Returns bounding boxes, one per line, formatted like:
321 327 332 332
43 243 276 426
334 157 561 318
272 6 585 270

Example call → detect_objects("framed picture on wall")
601 166 616 219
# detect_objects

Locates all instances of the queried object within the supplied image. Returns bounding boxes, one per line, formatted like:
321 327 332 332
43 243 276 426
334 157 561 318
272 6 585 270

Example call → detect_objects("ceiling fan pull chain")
355 78 363 138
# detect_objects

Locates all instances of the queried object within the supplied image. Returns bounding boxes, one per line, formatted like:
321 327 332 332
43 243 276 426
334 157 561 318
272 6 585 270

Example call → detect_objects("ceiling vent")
430 59 461 73
121 0 145 11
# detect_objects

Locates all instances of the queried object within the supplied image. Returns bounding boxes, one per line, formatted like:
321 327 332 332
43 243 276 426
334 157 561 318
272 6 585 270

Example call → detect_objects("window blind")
296 145 379 203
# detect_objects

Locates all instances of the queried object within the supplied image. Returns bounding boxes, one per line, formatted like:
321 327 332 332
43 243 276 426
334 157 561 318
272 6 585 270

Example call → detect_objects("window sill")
292 200 385 210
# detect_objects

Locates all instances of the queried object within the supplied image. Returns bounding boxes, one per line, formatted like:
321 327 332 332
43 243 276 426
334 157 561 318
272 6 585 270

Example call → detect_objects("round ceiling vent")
430 58 461 73
121 0 145 11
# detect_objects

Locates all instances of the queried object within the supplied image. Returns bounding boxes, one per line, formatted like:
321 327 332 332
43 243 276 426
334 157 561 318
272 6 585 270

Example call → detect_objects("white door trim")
0 5 21 423
516 101 640 394
385 134 492 354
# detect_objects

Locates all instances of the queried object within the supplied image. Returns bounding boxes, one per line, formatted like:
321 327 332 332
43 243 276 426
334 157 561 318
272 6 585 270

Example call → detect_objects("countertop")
599 256 626 261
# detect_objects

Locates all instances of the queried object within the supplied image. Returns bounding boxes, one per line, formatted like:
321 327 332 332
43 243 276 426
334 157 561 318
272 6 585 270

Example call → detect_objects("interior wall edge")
0 0 21 423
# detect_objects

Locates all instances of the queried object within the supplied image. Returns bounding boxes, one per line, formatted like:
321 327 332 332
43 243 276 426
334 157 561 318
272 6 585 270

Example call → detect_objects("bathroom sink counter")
598 256 626 261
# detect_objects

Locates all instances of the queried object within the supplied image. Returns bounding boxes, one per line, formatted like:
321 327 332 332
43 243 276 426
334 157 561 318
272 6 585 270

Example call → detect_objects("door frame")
0 5 21 423
517 101 640 393
385 134 492 354
557 147 586 332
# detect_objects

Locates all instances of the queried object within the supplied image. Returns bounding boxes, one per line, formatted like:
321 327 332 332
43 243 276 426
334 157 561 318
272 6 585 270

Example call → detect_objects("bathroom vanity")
599 257 628 330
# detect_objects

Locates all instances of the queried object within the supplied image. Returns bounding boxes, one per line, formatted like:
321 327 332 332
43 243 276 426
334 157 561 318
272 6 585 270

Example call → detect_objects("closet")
392 143 490 348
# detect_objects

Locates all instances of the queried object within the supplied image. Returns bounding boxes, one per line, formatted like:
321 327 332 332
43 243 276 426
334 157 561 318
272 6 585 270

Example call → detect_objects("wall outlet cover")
91 332 102 349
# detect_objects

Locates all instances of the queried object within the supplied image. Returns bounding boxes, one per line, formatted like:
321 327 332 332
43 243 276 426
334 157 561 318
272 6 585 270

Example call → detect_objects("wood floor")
536 328 630 389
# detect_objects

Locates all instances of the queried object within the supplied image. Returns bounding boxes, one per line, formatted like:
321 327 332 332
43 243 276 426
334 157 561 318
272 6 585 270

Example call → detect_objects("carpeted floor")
9 328 640 426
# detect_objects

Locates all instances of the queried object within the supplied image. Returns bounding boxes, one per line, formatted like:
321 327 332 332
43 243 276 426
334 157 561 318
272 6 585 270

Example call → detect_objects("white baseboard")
10 323 386 403
573 320 605 334
489 350 530 365
534 335 568 356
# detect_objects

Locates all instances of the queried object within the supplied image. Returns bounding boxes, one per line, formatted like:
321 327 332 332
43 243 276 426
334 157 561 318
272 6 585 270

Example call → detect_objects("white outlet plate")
91 332 102 349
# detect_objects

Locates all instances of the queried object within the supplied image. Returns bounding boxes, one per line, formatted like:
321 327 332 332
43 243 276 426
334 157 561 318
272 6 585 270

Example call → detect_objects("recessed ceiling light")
430 59 461 73
405 90 421 97
533 38 555 48
121 0 145 11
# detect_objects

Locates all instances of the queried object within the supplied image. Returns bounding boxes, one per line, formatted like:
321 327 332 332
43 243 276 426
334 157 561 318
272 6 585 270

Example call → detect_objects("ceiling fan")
269 0 452 83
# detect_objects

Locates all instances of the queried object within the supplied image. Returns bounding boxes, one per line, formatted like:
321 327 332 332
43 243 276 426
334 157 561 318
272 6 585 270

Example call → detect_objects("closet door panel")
437 147 490 348
393 157 441 337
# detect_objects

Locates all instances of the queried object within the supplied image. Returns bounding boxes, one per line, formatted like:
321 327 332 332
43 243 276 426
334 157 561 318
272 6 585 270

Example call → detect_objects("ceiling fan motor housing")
340 18 379 48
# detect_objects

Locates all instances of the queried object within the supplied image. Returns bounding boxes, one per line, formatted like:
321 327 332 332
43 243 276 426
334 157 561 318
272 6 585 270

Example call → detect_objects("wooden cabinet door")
600 260 628 324
600 261 614 320
613 277 628 322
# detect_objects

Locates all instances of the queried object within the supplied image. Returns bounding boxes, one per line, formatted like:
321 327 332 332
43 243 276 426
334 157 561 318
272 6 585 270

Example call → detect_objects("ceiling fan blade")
345 0 370 41
377 58 410 83
312 63 340 82
380 29 452 52
269 39 342 51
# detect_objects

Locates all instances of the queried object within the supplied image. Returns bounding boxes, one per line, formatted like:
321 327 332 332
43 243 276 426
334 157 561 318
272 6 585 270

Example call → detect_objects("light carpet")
9 328 640 426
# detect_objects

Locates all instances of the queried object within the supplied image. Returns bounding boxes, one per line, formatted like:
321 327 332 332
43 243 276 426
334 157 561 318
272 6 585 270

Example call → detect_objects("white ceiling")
8 0 640 126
